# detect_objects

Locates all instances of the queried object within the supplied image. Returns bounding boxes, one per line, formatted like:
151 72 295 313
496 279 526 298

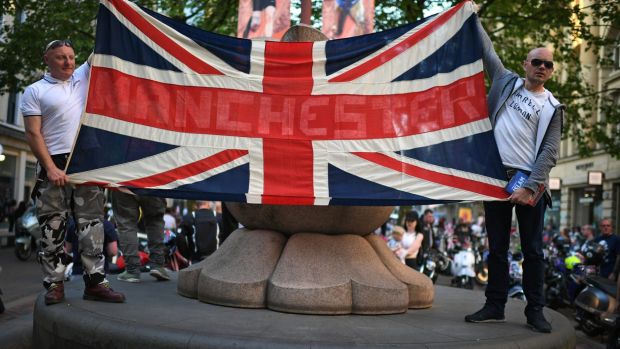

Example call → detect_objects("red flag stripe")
329 1 467 83
353 152 509 199
263 41 314 95
108 0 223 75
119 149 247 188
87 67 488 140
262 139 315 205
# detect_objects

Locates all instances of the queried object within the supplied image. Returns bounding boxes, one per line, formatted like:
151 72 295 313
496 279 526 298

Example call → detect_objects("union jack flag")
67 0 510 205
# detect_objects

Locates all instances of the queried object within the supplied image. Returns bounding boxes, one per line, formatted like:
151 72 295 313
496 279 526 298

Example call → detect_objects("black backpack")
190 209 219 257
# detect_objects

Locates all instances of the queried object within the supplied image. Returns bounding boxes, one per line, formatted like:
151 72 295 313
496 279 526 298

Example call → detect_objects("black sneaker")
465 305 506 323
526 311 552 333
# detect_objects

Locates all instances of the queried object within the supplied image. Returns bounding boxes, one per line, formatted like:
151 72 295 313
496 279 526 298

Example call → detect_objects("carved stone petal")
267 233 409 314
365 234 434 309
179 228 287 308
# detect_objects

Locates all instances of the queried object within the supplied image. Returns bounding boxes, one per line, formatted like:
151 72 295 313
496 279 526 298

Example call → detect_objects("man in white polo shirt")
21 40 125 305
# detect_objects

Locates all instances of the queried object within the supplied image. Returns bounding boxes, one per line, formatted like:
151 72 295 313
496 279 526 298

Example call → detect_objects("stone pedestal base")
178 229 434 315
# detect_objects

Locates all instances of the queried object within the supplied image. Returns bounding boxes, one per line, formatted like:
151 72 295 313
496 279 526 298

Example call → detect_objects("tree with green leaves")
0 0 237 93
374 0 620 159
1 0 618 157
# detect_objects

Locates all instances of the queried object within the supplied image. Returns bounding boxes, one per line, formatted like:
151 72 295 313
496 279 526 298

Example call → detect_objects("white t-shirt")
494 87 548 171
20 63 90 155
163 213 177 230
401 231 420 258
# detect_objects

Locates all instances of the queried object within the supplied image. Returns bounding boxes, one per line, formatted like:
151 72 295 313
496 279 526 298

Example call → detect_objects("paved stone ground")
434 274 606 349
31 272 576 348
0 246 608 348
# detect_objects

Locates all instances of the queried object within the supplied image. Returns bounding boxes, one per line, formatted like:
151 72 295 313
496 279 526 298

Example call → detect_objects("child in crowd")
387 226 406 263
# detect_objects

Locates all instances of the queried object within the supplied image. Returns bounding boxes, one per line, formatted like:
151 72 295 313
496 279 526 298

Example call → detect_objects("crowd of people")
544 218 619 280
384 211 617 277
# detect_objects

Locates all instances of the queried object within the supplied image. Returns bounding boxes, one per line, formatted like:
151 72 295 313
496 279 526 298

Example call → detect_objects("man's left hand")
509 188 534 206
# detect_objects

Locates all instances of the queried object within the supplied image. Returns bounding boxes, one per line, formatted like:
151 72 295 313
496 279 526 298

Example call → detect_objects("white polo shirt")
20 63 90 155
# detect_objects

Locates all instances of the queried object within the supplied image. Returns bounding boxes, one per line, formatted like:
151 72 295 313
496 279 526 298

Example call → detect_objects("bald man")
464 18 564 333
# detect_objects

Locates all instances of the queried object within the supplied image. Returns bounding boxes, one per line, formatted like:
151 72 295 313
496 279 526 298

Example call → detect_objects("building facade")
0 12 37 232
549 6 620 230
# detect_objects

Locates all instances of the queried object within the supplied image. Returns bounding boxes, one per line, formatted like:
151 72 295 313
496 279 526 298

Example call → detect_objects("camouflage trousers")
36 178 106 288
110 191 166 274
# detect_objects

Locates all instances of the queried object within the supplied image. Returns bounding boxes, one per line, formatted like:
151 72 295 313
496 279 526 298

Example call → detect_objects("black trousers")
484 198 546 314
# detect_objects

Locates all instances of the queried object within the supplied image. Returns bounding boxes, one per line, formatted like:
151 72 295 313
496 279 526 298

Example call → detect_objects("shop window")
6 91 18 125
545 190 561 229
571 186 603 227
0 154 17 214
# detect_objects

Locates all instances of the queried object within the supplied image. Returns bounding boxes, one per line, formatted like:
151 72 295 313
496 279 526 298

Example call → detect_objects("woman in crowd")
402 210 424 270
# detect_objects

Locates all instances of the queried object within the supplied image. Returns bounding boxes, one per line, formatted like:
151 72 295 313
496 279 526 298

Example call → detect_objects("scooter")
574 275 619 338
432 248 452 276
434 233 453 276
418 250 438 284
14 205 41 261
508 252 526 301
164 229 190 271
451 244 476 290
545 239 606 309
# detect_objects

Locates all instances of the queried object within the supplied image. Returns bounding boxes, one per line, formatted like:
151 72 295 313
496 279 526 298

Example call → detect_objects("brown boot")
83 282 126 303
44 282 65 305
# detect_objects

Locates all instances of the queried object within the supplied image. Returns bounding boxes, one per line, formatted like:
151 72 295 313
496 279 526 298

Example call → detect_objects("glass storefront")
545 190 561 229
571 186 604 227
0 154 17 207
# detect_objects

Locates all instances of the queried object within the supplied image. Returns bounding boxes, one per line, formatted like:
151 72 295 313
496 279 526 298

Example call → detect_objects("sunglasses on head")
44 39 73 53
530 58 554 69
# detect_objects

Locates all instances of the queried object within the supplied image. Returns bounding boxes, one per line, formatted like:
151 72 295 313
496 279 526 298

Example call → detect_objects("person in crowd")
111 192 169 283
542 224 555 244
454 217 473 247
65 216 118 274
214 201 227 244
219 202 239 244
569 225 583 249
6 199 17 232
578 224 595 249
420 209 435 253
163 207 177 231
435 217 447 251
9 200 28 233
594 218 620 280
465 16 564 333
387 225 405 263
21 39 125 304
402 210 424 270
180 201 219 262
